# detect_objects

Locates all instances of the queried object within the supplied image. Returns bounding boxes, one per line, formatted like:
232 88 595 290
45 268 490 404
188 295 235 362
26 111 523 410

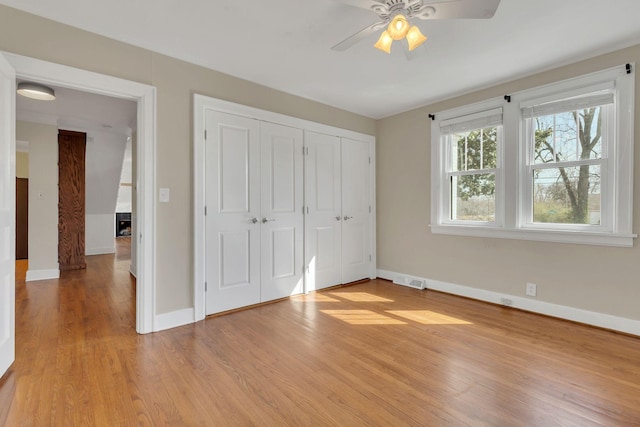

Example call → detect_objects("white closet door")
205 111 261 315
304 131 342 291
260 122 304 302
341 138 372 284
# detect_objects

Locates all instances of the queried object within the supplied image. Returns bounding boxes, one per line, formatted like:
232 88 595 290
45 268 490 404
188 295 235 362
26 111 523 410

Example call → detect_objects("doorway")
3 51 157 334
15 177 28 260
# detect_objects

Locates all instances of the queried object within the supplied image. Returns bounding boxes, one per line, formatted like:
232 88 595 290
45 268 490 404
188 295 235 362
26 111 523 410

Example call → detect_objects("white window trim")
430 64 636 247
520 97 612 233
442 105 504 226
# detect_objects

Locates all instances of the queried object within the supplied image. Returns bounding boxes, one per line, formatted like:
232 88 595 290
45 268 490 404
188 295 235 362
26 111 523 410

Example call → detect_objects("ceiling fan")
331 0 501 54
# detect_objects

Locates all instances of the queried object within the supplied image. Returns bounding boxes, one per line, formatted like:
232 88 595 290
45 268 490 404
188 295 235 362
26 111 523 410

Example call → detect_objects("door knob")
262 217 276 223
336 216 342 221
343 216 353 221
251 217 258 224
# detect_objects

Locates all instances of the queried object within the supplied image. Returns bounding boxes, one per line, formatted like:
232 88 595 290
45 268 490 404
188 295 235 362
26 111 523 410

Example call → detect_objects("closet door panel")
205 111 261 315
260 122 304 302
341 138 372 284
304 131 342 291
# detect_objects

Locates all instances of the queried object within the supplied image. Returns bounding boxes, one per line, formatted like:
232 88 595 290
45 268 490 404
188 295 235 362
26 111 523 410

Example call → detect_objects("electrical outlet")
500 297 513 306
526 282 537 297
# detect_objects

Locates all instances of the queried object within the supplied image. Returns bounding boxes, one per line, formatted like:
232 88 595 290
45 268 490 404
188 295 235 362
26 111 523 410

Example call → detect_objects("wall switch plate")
159 188 170 203
526 282 537 297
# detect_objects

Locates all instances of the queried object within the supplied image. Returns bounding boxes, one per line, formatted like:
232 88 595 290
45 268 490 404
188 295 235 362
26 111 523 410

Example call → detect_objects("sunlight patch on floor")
299 294 341 302
321 310 407 325
329 292 394 303
386 310 472 325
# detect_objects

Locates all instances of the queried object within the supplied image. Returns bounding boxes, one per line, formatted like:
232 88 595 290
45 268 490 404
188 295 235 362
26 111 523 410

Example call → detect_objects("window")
522 89 612 229
431 65 635 246
441 108 502 224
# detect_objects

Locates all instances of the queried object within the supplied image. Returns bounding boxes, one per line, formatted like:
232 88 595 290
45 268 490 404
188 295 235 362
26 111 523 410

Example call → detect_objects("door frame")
0 51 16 377
4 52 157 334
193 94 376 322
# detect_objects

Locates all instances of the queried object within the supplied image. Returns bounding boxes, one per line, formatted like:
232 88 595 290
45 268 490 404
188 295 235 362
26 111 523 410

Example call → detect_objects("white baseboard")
377 269 640 337
26 268 60 282
85 247 116 256
129 262 137 278
154 308 194 332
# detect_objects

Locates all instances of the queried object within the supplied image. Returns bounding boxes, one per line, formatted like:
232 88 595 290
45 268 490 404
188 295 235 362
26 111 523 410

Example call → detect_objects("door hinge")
204 129 207 140
204 206 207 216
369 205 371 213
369 156 371 165
205 282 208 292
369 254 372 261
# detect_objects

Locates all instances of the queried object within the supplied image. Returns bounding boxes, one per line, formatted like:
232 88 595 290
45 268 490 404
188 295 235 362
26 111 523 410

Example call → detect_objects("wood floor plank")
2 242 640 425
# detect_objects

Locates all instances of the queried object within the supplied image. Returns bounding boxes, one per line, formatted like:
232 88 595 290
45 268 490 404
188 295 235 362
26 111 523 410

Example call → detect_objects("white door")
260 123 304 302
0 53 16 378
205 111 261 314
341 138 372 284
304 131 342 291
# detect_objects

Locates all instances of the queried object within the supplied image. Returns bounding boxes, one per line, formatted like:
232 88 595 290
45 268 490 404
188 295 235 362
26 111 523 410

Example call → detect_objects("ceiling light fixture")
17 82 56 101
374 13 427 54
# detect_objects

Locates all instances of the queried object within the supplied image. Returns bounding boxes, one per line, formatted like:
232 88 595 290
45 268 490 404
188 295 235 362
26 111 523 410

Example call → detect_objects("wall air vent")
393 275 426 290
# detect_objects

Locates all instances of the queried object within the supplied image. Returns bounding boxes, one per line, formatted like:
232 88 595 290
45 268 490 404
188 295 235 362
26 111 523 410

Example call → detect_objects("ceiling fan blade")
415 0 501 20
334 0 389 13
331 21 388 51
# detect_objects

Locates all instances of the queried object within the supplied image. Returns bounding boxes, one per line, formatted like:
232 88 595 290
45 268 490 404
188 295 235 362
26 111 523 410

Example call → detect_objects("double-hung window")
521 87 613 230
440 107 502 224
431 64 635 246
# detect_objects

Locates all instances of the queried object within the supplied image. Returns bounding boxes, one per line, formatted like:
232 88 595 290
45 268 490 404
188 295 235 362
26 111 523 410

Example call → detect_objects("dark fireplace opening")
116 212 131 237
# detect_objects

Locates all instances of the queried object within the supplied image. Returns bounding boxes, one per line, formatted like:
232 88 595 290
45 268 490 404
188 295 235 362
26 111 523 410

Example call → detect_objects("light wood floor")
2 244 640 426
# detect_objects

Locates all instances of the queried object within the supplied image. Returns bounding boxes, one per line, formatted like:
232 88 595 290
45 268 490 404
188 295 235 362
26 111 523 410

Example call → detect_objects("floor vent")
393 276 426 290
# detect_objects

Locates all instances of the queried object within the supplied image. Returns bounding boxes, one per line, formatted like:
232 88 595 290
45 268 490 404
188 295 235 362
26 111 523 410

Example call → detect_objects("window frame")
432 99 505 229
520 88 613 232
442 106 503 226
430 64 636 247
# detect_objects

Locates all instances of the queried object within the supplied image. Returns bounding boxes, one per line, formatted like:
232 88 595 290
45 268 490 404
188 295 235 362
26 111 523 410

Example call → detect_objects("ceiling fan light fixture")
387 15 410 40
374 30 393 54
406 26 427 51
17 82 56 101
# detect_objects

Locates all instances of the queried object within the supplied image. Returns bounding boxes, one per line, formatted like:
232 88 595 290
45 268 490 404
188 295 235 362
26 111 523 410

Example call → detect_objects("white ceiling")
16 82 137 136
4 0 640 119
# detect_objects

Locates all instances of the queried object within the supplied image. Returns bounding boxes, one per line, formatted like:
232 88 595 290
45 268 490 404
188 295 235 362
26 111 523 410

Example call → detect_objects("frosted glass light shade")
374 31 393 54
387 15 410 40
406 26 427 51
17 82 56 101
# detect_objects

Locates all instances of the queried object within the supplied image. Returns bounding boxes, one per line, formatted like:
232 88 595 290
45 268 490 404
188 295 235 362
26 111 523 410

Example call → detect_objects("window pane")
453 127 497 171
451 173 495 221
532 165 601 224
533 107 603 164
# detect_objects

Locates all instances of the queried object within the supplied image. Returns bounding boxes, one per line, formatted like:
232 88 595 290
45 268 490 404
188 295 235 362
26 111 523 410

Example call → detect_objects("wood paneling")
58 130 86 271
15 178 28 260
2 256 640 425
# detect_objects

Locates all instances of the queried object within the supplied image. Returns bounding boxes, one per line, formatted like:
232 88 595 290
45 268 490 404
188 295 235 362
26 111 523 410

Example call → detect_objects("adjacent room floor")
1 242 639 425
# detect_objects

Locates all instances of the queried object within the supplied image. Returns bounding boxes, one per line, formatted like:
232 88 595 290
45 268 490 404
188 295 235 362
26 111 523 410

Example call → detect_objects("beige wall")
15 151 28 178
16 121 58 272
0 5 376 314
377 44 640 321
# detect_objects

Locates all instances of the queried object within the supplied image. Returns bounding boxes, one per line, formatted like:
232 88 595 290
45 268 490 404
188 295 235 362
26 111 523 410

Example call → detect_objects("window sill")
429 224 636 247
